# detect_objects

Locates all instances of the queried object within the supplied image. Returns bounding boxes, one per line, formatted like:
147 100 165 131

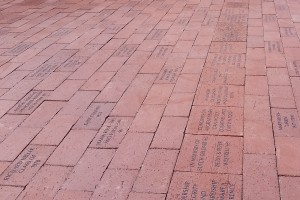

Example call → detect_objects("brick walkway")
1 0 300 199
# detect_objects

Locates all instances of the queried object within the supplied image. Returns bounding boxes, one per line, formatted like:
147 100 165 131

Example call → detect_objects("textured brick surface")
0 0 299 198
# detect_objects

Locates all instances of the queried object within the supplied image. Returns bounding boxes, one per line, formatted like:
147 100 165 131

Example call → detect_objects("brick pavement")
0 0 300 199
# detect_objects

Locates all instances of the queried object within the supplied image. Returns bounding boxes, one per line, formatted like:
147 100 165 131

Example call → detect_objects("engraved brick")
167 172 242 200
0 145 55 186
176 135 243 174
90 117 133 149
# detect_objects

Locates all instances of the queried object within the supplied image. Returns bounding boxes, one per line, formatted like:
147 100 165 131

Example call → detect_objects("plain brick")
151 117 187 149
243 154 280 200
110 74 156 116
109 133 153 169
129 105 165 133
91 169 138 200
17 166 72 200
62 149 115 191
133 149 178 193
47 130 96 166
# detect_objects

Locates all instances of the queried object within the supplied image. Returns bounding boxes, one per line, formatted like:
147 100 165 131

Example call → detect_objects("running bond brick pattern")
0 0 300 199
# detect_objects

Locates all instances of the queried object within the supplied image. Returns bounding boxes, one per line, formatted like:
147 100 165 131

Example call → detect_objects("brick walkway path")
1 0 300 199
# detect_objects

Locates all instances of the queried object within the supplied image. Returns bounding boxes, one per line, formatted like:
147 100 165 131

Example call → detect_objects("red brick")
62 149 115 191
173 41 193 53
59 91 98 116
110 74 156 116
48 80 85 100
243 154 280 200
0 114 26 142
291 77 300 97
0 127 41 161
46 130 95 165
0 79 39 101
248 27 264 36
151 117 187 149
99 57 127 72
245 76 268 95
267 68 290 85
137 40 159 51
159 34 180 46
265 41 286 67
244 121 275 154
188 45 209 59
181 58 204 74
173 74 200 93
129 105 165 133
244 95 271 121
68 49 114 80
91 169 138 200
21 101 64 128
0 71 30 89
9 91 50 115
0 162 10 175
56 56 89 72
176 134 243 174
90 33 114 44
17 166 72 200
164 93 194 117
271 108 300 137
195 84 244 107
0 145 55 186
109 133 153 169
201 67 245 85
81 71 115 91
204 53 245 68
245 48 266 76
74 103 114 130
132 149 178 193
139 58 166 74
143 84 174 105
102 39 126 50
38 43 67 56
95 65 141 102
90 117 133 149
279 177 300 200
126 34 147 44
31 115 77 146
65 28 103 49
210 42 246 54
269 86 296 108
54 190 92 200
128 193 166 200
34 72 71 90
276 137 300 176
188 105 243 135
167 172 242 200
0 186 23 200
247 36 264 47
